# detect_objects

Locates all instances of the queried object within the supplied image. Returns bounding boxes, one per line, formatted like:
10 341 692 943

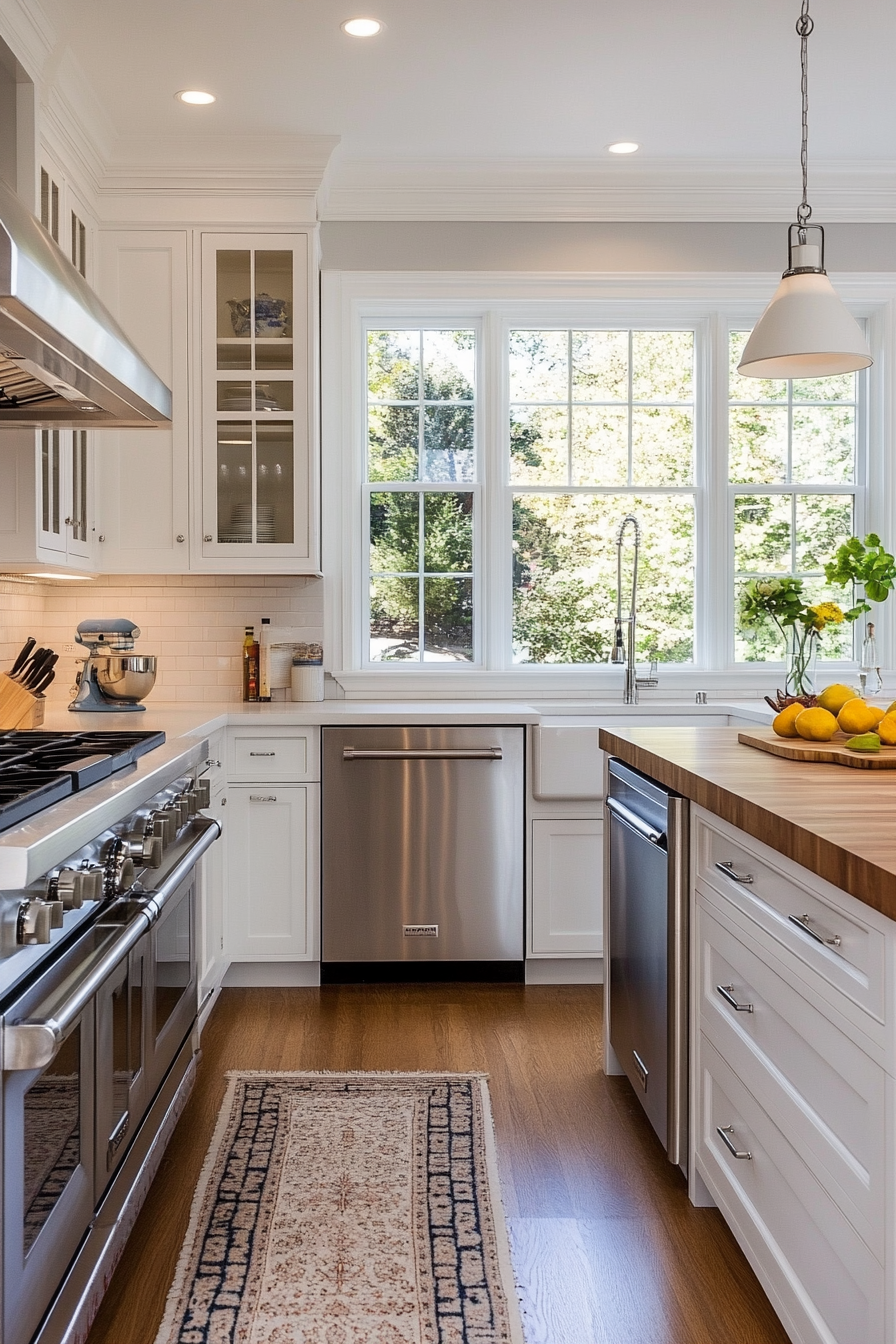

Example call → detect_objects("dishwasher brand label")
404 924 439 937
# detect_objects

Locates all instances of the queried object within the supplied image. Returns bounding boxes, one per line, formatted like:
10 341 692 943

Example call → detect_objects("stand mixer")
69 618 158 712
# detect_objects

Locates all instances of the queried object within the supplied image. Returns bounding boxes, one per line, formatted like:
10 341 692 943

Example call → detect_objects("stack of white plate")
220 503 276 544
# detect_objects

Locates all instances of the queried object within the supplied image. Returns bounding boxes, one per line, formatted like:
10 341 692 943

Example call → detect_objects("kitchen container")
291 659 324 702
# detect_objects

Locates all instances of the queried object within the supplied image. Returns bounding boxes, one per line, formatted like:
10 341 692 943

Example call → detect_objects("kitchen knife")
24 651 57 690
22 649 56 690
14 647 48 685
9 637 35 678
30 665 57 696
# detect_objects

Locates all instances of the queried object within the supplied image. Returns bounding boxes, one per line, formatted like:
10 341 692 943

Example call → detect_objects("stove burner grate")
0 729 166 833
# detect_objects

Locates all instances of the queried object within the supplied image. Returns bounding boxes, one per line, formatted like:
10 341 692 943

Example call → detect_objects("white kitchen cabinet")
224 783 319 960
196 232 319 573
530 818 603 956
691 806 896 1344
94 230 191 572
0 427 98 572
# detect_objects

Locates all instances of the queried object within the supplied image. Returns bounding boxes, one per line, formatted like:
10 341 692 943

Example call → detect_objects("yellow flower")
808 602 845 632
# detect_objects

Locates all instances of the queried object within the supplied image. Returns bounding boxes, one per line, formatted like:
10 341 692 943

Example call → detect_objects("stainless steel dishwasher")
605 758 688 1171
322 726 524 982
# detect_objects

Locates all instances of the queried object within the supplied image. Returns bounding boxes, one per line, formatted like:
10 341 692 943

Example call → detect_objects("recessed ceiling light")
176 90 216 105
341 17 382 36
608 141 640 155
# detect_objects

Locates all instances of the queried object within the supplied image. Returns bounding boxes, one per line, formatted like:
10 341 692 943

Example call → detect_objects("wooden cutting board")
739 727 896 770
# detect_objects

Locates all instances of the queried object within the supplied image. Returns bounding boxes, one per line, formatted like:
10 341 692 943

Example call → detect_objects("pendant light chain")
796 0 814 227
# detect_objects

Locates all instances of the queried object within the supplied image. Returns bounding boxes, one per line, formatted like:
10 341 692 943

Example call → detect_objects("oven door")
2 1003 95 1344
146 870 197 1101
94 926 150 1201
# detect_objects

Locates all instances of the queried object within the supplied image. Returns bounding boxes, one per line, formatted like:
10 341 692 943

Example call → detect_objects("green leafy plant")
823 533 896 613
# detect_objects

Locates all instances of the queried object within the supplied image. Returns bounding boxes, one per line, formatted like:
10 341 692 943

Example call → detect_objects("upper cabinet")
94 230 190 573
197 232 319 573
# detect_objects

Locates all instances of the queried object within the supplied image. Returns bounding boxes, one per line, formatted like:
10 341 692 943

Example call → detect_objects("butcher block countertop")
599 726 896 923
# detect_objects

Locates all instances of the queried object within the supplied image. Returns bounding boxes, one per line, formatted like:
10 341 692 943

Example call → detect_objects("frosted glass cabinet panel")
200 233 318 571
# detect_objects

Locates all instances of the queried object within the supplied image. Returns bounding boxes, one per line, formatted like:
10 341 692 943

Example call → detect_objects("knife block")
0 674 46 729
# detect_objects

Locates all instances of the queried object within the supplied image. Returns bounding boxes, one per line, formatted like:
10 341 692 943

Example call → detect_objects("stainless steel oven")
0 748 219 1344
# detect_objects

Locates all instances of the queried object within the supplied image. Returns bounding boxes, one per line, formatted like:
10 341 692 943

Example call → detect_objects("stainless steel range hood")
0 179 171 428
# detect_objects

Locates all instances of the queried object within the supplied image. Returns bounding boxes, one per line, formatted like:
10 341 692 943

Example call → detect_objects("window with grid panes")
729 330 858 663
366 330 476 662
509 329 696 664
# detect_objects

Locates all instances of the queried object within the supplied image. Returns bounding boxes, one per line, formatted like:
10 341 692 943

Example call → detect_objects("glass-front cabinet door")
200 233 317 570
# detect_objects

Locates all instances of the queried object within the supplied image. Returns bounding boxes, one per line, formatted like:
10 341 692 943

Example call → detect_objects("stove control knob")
79 864 105 902
179 790 199 817
165 800 185 833
150 810 172 849
105 841 136 898
195 778 211 810
126 831 164 869
17 900 53 945
52 868 84 910
46 900 64 930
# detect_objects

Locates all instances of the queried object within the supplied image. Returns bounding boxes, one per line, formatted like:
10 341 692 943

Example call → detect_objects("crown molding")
99 135 340 200
0 0 54 81
322 157 896 223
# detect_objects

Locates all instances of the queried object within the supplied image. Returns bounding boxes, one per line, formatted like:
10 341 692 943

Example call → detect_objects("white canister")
291 662 324 702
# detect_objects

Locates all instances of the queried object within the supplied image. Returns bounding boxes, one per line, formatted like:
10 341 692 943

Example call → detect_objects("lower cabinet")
692 806 894 1344
224 784 319 960
530 818 603 955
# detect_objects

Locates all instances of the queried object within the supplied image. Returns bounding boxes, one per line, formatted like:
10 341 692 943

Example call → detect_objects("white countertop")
38 697 773 743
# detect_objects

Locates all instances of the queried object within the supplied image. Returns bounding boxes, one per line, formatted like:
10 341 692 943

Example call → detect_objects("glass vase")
785 625 818 698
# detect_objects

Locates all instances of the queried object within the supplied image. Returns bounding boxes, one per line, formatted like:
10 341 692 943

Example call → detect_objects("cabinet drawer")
694 812 886 1024
697 898 886 1251
696 1035 885 1344
532 726 604 800
227 729 319 782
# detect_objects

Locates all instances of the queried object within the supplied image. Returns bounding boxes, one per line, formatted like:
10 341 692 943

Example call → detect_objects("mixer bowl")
94 655 157 703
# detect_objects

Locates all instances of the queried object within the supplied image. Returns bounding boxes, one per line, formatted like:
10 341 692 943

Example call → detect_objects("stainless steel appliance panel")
323 726 524 963
607 758 688 1169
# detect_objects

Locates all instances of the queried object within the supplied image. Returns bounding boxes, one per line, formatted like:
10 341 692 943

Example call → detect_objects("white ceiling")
28 0 896 217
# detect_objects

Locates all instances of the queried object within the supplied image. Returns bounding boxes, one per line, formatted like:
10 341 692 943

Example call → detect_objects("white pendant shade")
738 271 872 379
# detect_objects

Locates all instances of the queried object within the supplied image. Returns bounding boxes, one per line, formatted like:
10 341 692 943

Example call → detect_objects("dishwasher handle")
606 795 666 847
342 746 503 761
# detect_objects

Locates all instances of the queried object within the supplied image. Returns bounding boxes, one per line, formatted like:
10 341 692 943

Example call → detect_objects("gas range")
0 727 221 1344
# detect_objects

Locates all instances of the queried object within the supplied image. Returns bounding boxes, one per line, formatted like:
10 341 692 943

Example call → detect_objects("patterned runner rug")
155 1071 526 1344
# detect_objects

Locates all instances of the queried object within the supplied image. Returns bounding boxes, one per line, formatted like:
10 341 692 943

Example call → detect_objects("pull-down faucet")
611 513 658 704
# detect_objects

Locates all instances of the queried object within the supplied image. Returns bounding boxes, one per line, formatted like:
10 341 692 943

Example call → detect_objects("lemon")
846 733 881 753
878 713 896 746
795 707 839 741
838 699 881 735
817 683 860 715
773 703 803 738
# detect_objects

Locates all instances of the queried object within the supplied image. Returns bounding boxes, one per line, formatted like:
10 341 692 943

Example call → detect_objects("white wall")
320 221 896 274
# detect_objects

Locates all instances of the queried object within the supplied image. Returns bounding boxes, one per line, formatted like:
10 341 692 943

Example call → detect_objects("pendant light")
738 1 872 380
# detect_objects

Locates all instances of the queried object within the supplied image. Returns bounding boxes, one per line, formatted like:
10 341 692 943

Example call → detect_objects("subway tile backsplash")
0 574 324 705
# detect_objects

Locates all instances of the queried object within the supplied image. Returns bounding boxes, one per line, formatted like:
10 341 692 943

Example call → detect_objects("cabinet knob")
204 534 213 542
64 516 73 526
98 534 106 543
176 534 185 543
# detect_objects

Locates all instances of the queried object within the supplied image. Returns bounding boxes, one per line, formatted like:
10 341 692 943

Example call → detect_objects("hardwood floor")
86 984 790 1344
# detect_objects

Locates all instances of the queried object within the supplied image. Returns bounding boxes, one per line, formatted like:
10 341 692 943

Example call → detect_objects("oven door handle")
135 816 222 918
2 911 152 1072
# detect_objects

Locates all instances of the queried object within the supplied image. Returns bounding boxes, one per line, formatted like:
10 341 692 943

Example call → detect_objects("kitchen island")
599 724 896 1344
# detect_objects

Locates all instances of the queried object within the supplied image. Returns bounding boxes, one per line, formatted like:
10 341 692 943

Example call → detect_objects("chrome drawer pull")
715 860 754 885
716 984 754 1013
788 913 842 948
717 1125 752 1160
250 795 278 802
249 751 276 757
